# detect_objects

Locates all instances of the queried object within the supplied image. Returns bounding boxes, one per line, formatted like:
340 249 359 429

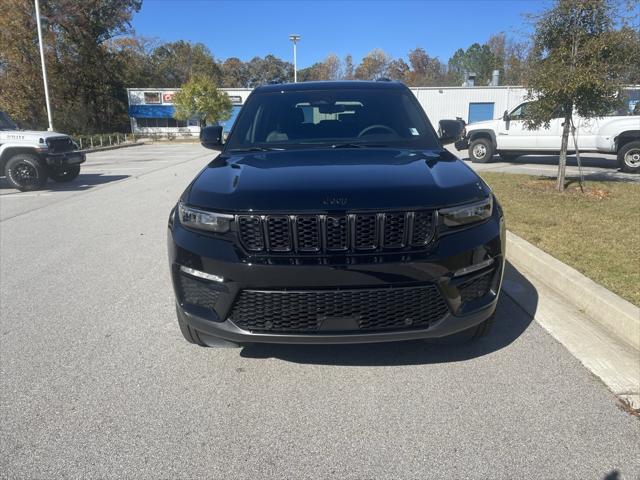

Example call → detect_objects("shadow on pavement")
496 154 618 170
240 262 537 366
0 173 129 192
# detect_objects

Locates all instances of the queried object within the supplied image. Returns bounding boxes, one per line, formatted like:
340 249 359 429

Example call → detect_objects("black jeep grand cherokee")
168 81 505 347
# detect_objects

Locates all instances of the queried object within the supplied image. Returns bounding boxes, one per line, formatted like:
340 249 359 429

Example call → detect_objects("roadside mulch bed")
480 173 640 306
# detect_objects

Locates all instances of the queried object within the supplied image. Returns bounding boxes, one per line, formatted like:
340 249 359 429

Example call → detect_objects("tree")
150 41 221 87
246 55 293 86
524 0 637 191
386 58 410 82
503 39 530 85
447 42 499 85
343 54 354 80
173 75 232 126
220 57 250 87
324 54 342 80
354 49 391 80
0 0 142 132
298 62 329 82
406 47 446 86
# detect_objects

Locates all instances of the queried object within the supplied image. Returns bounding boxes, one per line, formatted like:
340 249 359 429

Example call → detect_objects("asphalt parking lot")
450 147 640 183
1 144 639 479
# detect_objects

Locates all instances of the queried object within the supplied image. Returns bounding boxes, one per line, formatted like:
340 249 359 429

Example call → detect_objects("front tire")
4 154 47 191
618 140 640 173
469 138 494 163
48 165 81 182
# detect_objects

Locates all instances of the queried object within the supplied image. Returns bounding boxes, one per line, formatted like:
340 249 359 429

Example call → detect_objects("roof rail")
375 77 392 82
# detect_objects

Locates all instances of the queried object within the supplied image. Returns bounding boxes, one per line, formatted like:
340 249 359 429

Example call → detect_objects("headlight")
178 202 233 232
439 196 493 227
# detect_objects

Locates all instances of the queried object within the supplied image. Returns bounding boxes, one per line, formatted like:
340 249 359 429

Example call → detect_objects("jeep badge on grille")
323 196 348 206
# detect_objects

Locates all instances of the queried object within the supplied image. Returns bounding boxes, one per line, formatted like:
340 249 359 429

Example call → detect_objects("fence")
74 133 140 151
73 132 198 151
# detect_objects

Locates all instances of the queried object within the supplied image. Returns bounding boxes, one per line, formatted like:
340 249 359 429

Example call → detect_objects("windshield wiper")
229 147 285 153
330 143 388 149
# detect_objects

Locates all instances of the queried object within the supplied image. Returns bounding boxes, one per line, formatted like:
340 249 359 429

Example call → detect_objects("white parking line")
0 193 54 198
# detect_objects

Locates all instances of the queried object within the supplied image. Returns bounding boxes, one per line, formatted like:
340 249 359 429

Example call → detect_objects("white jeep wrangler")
0 111 86 191
455 101 640 173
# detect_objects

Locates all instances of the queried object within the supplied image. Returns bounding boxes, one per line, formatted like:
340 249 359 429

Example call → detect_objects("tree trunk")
556 113 572 192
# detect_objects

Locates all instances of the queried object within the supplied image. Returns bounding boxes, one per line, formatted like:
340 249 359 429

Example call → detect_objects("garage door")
468 103 495 124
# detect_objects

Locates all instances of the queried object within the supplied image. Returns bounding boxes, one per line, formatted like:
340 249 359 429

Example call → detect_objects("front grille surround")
236 210 436 255
46 136 75 153
229 284 450 333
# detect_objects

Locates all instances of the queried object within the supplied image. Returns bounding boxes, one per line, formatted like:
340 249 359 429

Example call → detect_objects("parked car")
168 80 505 347
0 111 85 191
455 101 640 173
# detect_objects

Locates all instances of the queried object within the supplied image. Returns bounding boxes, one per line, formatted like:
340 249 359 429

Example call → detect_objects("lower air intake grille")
229 285 449 333
459 272 493 303
177 274 221 310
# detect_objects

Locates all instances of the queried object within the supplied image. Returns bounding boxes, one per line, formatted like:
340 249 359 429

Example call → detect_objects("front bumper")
44 151 86 167
454 137 470 151
168 207 506 344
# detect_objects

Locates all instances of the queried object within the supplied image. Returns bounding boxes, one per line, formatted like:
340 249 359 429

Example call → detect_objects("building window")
468 102 495 124
136 117 187 128
143 92 161 104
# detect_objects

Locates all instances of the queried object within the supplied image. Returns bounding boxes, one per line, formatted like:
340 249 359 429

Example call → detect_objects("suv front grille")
237 210 435 255
46 137 75 153
229 285 449 333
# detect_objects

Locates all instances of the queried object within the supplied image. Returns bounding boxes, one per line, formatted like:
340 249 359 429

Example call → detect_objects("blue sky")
131 0 550 68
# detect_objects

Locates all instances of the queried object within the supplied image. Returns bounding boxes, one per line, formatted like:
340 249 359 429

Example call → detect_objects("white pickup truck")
455 101 640 173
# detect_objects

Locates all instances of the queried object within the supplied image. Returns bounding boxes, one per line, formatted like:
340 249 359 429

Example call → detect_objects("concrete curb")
506 231 640 351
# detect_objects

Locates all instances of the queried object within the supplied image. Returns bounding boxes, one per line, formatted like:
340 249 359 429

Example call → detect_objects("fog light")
180 265 224 283
453 258 494 277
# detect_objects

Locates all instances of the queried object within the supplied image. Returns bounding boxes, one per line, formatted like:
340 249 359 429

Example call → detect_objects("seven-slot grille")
237 211 435 254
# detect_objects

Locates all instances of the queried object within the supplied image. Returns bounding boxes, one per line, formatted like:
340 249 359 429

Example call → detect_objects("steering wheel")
357 124 397 137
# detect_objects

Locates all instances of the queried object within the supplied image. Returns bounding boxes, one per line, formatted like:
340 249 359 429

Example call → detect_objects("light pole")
288 34 301 83
34 0 53 131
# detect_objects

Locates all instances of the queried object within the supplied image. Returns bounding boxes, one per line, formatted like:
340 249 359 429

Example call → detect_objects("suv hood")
0 130 70 139
186 148 489 212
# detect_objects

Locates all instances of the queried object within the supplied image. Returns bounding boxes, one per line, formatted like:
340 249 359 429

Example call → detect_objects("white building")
126 88 252 136
413 86 528 127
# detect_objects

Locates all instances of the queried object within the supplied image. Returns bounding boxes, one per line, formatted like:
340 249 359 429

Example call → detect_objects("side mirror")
438 119 465 145
502 110 510 122
199 125 223 150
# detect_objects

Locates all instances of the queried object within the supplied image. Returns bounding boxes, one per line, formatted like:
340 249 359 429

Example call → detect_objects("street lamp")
34 0 53 131
288 34 301 83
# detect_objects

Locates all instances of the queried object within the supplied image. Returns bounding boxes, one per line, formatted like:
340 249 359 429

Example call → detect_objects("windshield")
0 111 18 130
225 87 440 151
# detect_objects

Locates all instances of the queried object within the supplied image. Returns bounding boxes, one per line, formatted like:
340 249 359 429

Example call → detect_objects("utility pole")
288 34 301 83
34 0 53 131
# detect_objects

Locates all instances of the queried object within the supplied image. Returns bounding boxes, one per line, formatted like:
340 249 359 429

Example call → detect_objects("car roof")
254 80 406 93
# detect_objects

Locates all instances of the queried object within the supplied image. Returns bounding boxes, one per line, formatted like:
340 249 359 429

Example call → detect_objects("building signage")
228 95 243 104
162 92 175 103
